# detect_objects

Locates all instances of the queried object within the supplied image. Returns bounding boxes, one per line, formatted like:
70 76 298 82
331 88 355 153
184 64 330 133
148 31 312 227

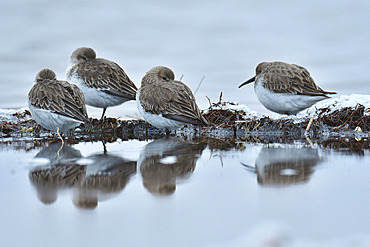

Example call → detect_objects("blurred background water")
0 0 369 118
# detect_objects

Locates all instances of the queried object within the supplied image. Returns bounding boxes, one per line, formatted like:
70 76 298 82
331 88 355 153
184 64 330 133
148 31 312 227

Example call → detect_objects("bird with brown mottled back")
28 68 88 133
239 61 336 115
137 66 208 130
66 47 137 119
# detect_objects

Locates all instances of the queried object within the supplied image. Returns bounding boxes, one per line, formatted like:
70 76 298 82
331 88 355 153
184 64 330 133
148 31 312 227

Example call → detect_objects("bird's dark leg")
100 108 107 121
102 140 107 154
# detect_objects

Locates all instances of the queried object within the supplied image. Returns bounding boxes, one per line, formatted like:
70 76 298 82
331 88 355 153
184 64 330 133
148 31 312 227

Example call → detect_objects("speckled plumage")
28 69 88 132
66 47 137 118
137 66 208 129
239 61 336 115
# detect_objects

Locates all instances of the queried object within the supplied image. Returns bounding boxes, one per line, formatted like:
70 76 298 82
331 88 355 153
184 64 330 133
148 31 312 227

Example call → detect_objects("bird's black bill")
238 76 255 88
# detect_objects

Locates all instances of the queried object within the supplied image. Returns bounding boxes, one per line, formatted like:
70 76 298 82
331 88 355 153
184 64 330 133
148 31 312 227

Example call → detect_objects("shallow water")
1 137 369 246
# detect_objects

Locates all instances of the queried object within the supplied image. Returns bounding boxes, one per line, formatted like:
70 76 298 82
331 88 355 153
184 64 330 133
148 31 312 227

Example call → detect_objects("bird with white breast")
66 47 137 119
28 68 88 134
137 66 208 130
239 61 336 115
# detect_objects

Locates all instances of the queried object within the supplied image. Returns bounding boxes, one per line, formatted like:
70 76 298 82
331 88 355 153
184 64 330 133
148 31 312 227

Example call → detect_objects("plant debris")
202 96 369 137
1 95 369 141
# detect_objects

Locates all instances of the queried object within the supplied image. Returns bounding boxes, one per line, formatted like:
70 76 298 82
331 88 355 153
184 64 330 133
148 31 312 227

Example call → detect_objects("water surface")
1 137 369 246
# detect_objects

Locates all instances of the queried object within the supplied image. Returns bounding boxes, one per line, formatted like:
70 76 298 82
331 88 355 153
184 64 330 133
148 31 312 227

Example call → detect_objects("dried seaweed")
1 100 369 142
203 100 369 136
318 104 369 131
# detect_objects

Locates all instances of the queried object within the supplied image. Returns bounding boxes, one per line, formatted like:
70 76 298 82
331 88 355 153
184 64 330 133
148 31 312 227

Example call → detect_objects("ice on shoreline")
1 94 369 123
203 101 262 118
0 107 30 122
205 94 370 121
296 94 370 118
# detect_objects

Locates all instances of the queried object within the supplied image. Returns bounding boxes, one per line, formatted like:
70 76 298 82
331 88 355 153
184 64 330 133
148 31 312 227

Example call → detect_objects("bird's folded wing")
139 82 207 125
76 58 137 98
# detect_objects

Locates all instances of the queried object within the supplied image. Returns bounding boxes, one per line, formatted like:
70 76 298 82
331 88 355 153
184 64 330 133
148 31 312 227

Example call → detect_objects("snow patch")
203 101 261 118
0 107 30 122
204 94 370 122
297 94 370 118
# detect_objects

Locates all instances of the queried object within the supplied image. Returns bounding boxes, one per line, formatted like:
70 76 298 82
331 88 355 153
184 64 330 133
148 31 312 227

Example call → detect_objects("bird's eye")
162 76 168 81
78 55 86 61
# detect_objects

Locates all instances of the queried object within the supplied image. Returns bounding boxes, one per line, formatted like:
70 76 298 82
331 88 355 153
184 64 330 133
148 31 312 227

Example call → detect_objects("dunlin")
239 61 336 115
66 47 137 119
137 66 208 130
28 69 88 133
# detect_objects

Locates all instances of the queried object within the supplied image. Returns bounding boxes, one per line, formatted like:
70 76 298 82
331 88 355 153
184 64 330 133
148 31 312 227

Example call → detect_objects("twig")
252 121 261 131
333 105 358 130
305 135 314 147
218 92 223 104
194 76 205 95
305 118 314 135
206 96 212 107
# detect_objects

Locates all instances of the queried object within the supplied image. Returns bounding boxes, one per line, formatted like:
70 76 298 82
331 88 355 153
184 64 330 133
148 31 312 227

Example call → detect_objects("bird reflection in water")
138 137 206 195
29 143 83 204
29 142 136 209
73 151 136 209
243 145 322 187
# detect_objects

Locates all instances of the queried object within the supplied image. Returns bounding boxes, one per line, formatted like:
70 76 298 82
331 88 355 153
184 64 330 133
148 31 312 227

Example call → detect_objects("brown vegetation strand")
1 103 369 140
319 104 368 130
204 103 369 132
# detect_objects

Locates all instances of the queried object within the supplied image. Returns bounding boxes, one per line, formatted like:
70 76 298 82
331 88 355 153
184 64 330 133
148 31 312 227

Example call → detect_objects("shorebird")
66 47 137 119
137 66 208 130
238 61 336 115
28 69 88 136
